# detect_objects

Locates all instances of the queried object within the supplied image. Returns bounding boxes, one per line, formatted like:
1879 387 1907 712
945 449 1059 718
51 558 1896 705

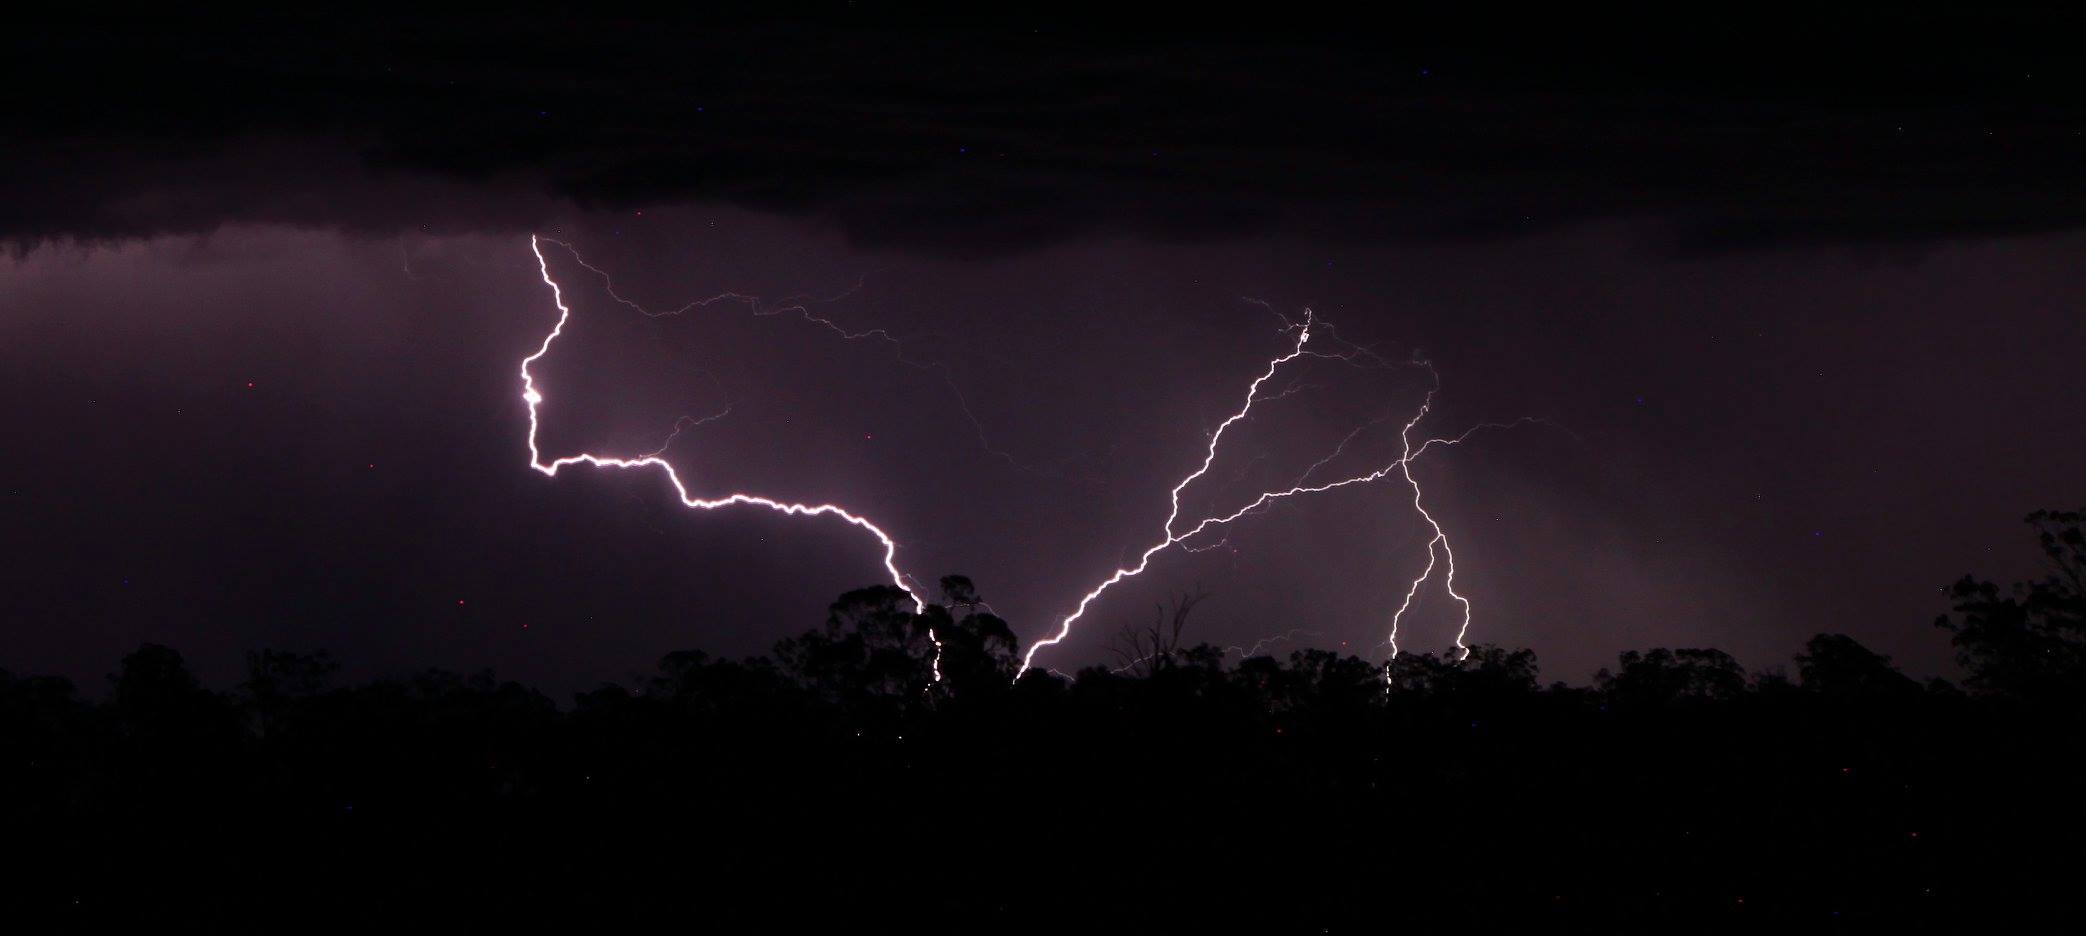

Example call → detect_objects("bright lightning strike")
532 236 1077 479
516 235 1532 689
519 235 939 678
1013 313 1321 679
1014 311 1530 680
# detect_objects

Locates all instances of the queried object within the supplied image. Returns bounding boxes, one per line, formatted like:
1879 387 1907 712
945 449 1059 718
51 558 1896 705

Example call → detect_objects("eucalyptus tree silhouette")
1937 508 2086 701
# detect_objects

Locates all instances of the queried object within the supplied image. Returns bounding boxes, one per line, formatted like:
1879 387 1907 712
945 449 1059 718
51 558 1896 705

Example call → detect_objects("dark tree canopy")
1936 508 2086 701
6 515 2086 930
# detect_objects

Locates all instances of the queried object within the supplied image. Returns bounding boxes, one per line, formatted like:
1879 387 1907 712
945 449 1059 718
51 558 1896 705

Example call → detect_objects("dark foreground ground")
5 567 2083 934
9 506 2086 934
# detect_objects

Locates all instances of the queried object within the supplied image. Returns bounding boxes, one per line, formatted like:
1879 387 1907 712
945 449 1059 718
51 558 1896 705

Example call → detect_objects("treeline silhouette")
5 510 2083 932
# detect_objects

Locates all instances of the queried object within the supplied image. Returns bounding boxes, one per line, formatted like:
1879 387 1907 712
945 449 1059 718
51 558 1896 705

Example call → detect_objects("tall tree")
1936 508 2086 700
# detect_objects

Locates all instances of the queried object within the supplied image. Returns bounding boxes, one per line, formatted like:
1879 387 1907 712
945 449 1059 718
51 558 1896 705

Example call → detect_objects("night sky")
5 7 2083 695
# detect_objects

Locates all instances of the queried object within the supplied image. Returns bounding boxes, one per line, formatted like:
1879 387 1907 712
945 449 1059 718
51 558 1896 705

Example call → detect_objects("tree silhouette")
9 514 2086 928
1936 507 2086 701
1109 589 1208 678
925 575 1019 695
238 648 338 739
1795 633 1919 698
1595 647 1747 705
1389 644 1540 696
776 584 933 702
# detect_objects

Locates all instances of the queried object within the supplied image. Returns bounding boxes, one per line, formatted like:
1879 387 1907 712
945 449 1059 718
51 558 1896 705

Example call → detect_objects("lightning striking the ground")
1013 311 1533 680
519 235 940 677
517 235 1530 687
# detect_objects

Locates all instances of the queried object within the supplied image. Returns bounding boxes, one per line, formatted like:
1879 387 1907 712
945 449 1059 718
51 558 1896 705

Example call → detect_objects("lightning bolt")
639 405 736 456
533 236 1085 479
1014 311 1531 680
1225 627 1323 660
520 236 940 679
1387 399 1466 664
1013 313 1321 678
517 235 1535 688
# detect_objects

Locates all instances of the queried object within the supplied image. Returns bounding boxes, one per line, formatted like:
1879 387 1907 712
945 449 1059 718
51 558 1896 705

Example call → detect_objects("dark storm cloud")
7 6 2086 696
8 5 2086 253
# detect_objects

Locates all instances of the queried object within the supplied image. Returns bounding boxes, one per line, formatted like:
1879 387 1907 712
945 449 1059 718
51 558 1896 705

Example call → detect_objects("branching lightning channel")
1225 628 1322 659
532 236 1081 479
1014 310 1533 680
1012 314 1319 678
517 236 1534 688
520 235 940 678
